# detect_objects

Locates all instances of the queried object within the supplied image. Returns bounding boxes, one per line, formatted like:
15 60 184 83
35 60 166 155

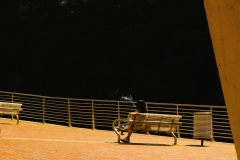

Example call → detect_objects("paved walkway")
0 118 237 160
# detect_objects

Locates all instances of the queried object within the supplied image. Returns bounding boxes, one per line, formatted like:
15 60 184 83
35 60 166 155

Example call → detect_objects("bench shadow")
0 122 14 125
107 142 172 146
185 144 209 147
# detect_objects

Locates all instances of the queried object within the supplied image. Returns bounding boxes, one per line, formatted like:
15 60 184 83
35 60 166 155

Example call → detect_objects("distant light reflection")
58 0 69 6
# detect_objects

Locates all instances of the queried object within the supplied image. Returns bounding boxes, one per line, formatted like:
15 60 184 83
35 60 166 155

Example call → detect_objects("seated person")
120 100 148 143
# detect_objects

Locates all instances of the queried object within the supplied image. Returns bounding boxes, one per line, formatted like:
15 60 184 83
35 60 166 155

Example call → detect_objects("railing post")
146 103 150 135
92 101 96 130
176 104 179 115
176 104 181 138
12 93 14 103
68 99 72 127
210 106 214 142
11 93 14 120
118 101 120 126
43 97 45 124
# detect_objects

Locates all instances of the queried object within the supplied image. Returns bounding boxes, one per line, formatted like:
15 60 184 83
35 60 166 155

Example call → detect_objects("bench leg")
171 132 177 145
16 115 19 124
112 120 121 143
113 127 121 143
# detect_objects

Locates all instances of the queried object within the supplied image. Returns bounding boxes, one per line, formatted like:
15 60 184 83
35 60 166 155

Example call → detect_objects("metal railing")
0 91 232 142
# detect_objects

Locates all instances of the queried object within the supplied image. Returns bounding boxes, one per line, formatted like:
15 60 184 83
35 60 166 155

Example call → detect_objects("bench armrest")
113 119 182 125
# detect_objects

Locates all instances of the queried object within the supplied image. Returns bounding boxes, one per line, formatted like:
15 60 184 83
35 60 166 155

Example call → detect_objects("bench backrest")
0 102 23 115
125 112 182 133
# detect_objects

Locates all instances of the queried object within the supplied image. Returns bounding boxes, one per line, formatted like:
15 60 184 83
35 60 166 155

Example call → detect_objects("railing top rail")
0 91 103 101
0 91 225 108
146 102 225 108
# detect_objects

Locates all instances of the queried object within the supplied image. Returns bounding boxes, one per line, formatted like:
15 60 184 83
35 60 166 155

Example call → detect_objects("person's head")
135 100 148 113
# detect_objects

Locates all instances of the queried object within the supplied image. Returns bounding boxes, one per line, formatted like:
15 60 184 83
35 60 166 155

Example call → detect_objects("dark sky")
1 0 225 105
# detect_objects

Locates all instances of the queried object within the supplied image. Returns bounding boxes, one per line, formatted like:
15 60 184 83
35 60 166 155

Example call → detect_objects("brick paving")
0 118 237 160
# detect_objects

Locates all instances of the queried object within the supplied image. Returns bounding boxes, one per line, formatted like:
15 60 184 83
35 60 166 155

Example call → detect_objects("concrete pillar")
204 0 240 158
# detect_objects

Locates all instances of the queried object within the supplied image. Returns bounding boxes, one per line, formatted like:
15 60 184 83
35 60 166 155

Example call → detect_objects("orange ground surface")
0 118 237 160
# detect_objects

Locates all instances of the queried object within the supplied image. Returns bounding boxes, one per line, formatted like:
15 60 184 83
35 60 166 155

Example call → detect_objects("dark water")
1 1 224 106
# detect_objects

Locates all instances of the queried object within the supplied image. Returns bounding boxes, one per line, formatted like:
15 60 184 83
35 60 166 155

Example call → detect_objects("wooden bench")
0 102 23 124
112 112 182 145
